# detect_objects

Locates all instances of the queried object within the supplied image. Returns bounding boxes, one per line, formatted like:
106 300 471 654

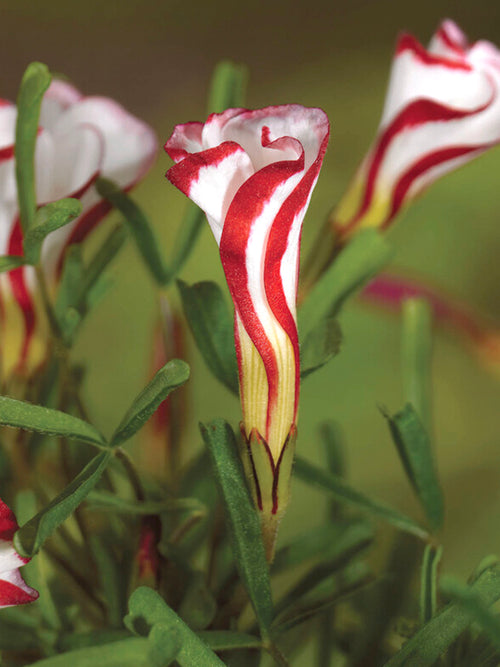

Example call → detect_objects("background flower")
332 19 500 239
0 80 157 381
0 497 38 608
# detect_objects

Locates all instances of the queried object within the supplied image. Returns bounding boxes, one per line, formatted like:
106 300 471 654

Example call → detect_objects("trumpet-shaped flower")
165 105 329 521
0 497 38 607
333 19 500 239
0 80 157 381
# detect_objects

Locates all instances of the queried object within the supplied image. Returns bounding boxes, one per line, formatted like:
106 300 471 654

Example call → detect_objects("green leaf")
110 359 190 447
28 637 152 667
15 450 111 556
24 198 82 264
81 224 128 305
300 317 342 379
15 62 51 231
0 612 41 650
86 490 204 516
298 229 393 337
55 245 84 342
0 396 107 447
274 523 373 616
207 60 248 113
273 519 373 574
401 297 433 432
383 403 444 532
125 586 224 666
200 419 274 637
178 280 238 395
96 178 169 284
148 624 182 667
168 204 205 279
294 456 428 540
420 544 443 625
178 572 217 631
57 630 131 651
441 575 500 651
198 631 262 651
386 565 500 666
0 255 25 273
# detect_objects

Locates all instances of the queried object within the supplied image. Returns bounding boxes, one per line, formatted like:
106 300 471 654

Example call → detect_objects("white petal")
51 97 157 187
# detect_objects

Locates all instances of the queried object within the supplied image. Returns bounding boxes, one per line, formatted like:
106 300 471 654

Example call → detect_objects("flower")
0 80 157 382
0 496 38 607
332 19 500 240
362 271 500 374
165 106 329 523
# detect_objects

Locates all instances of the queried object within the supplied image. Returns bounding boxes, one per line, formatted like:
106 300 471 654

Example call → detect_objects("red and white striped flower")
0 80 157 382
0 496 38 607
165 105 329 495
333 19 500 239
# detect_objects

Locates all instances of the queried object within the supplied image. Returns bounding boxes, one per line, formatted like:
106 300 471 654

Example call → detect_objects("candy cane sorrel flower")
165 106 329 532
0 497 38 607
0 80 157 383
332 19 500 240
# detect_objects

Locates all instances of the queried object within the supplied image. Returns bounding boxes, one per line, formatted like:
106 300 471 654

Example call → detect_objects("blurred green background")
3 0 500 588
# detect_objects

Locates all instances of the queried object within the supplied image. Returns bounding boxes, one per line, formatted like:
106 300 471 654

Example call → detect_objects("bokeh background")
3 0 500 599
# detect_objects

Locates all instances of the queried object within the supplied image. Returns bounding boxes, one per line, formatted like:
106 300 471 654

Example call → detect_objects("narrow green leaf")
273 519 373 573
0 396 107 447
15 62 51 231
178 572 217 631
207 60 248 113
90 533 127 627
198 631 262 651
57 630 131 651
275 524 373 616
0 614 41 650
96 178 169 284
125 586 224 666
420 544 443 625
178 280 239 395
384 403 444 532
110 359 190 447
148 624 182 667
300 317 342 379
24 198 82 264
28 637 151 667
55 245 84 343
402 297 433 432
86 490 204 516
441 576 500 651
386 565 500 666
15 450 111 556
200 419 274 637
294 456 428 539
275 561 373 634
299 229 393 337
81 223 128 306
0 255 25 273
168 204 205 278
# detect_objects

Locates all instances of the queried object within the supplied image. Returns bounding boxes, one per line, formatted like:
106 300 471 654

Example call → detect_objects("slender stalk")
115 446 145 502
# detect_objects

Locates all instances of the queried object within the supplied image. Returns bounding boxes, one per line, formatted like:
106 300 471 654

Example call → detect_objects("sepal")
240 424 297 559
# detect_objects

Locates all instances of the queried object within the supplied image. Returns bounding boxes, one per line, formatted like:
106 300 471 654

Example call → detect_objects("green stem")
115 447 145 502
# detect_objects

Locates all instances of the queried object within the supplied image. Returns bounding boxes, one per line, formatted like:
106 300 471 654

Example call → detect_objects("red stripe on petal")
342 95 494 235
0 145 14 160
264 134 329 419
220 158 305 430
396 33 471 71
0 499 18 542
0 578 38 607
7 219 36 369
166 141 246 197
387 144 487 223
